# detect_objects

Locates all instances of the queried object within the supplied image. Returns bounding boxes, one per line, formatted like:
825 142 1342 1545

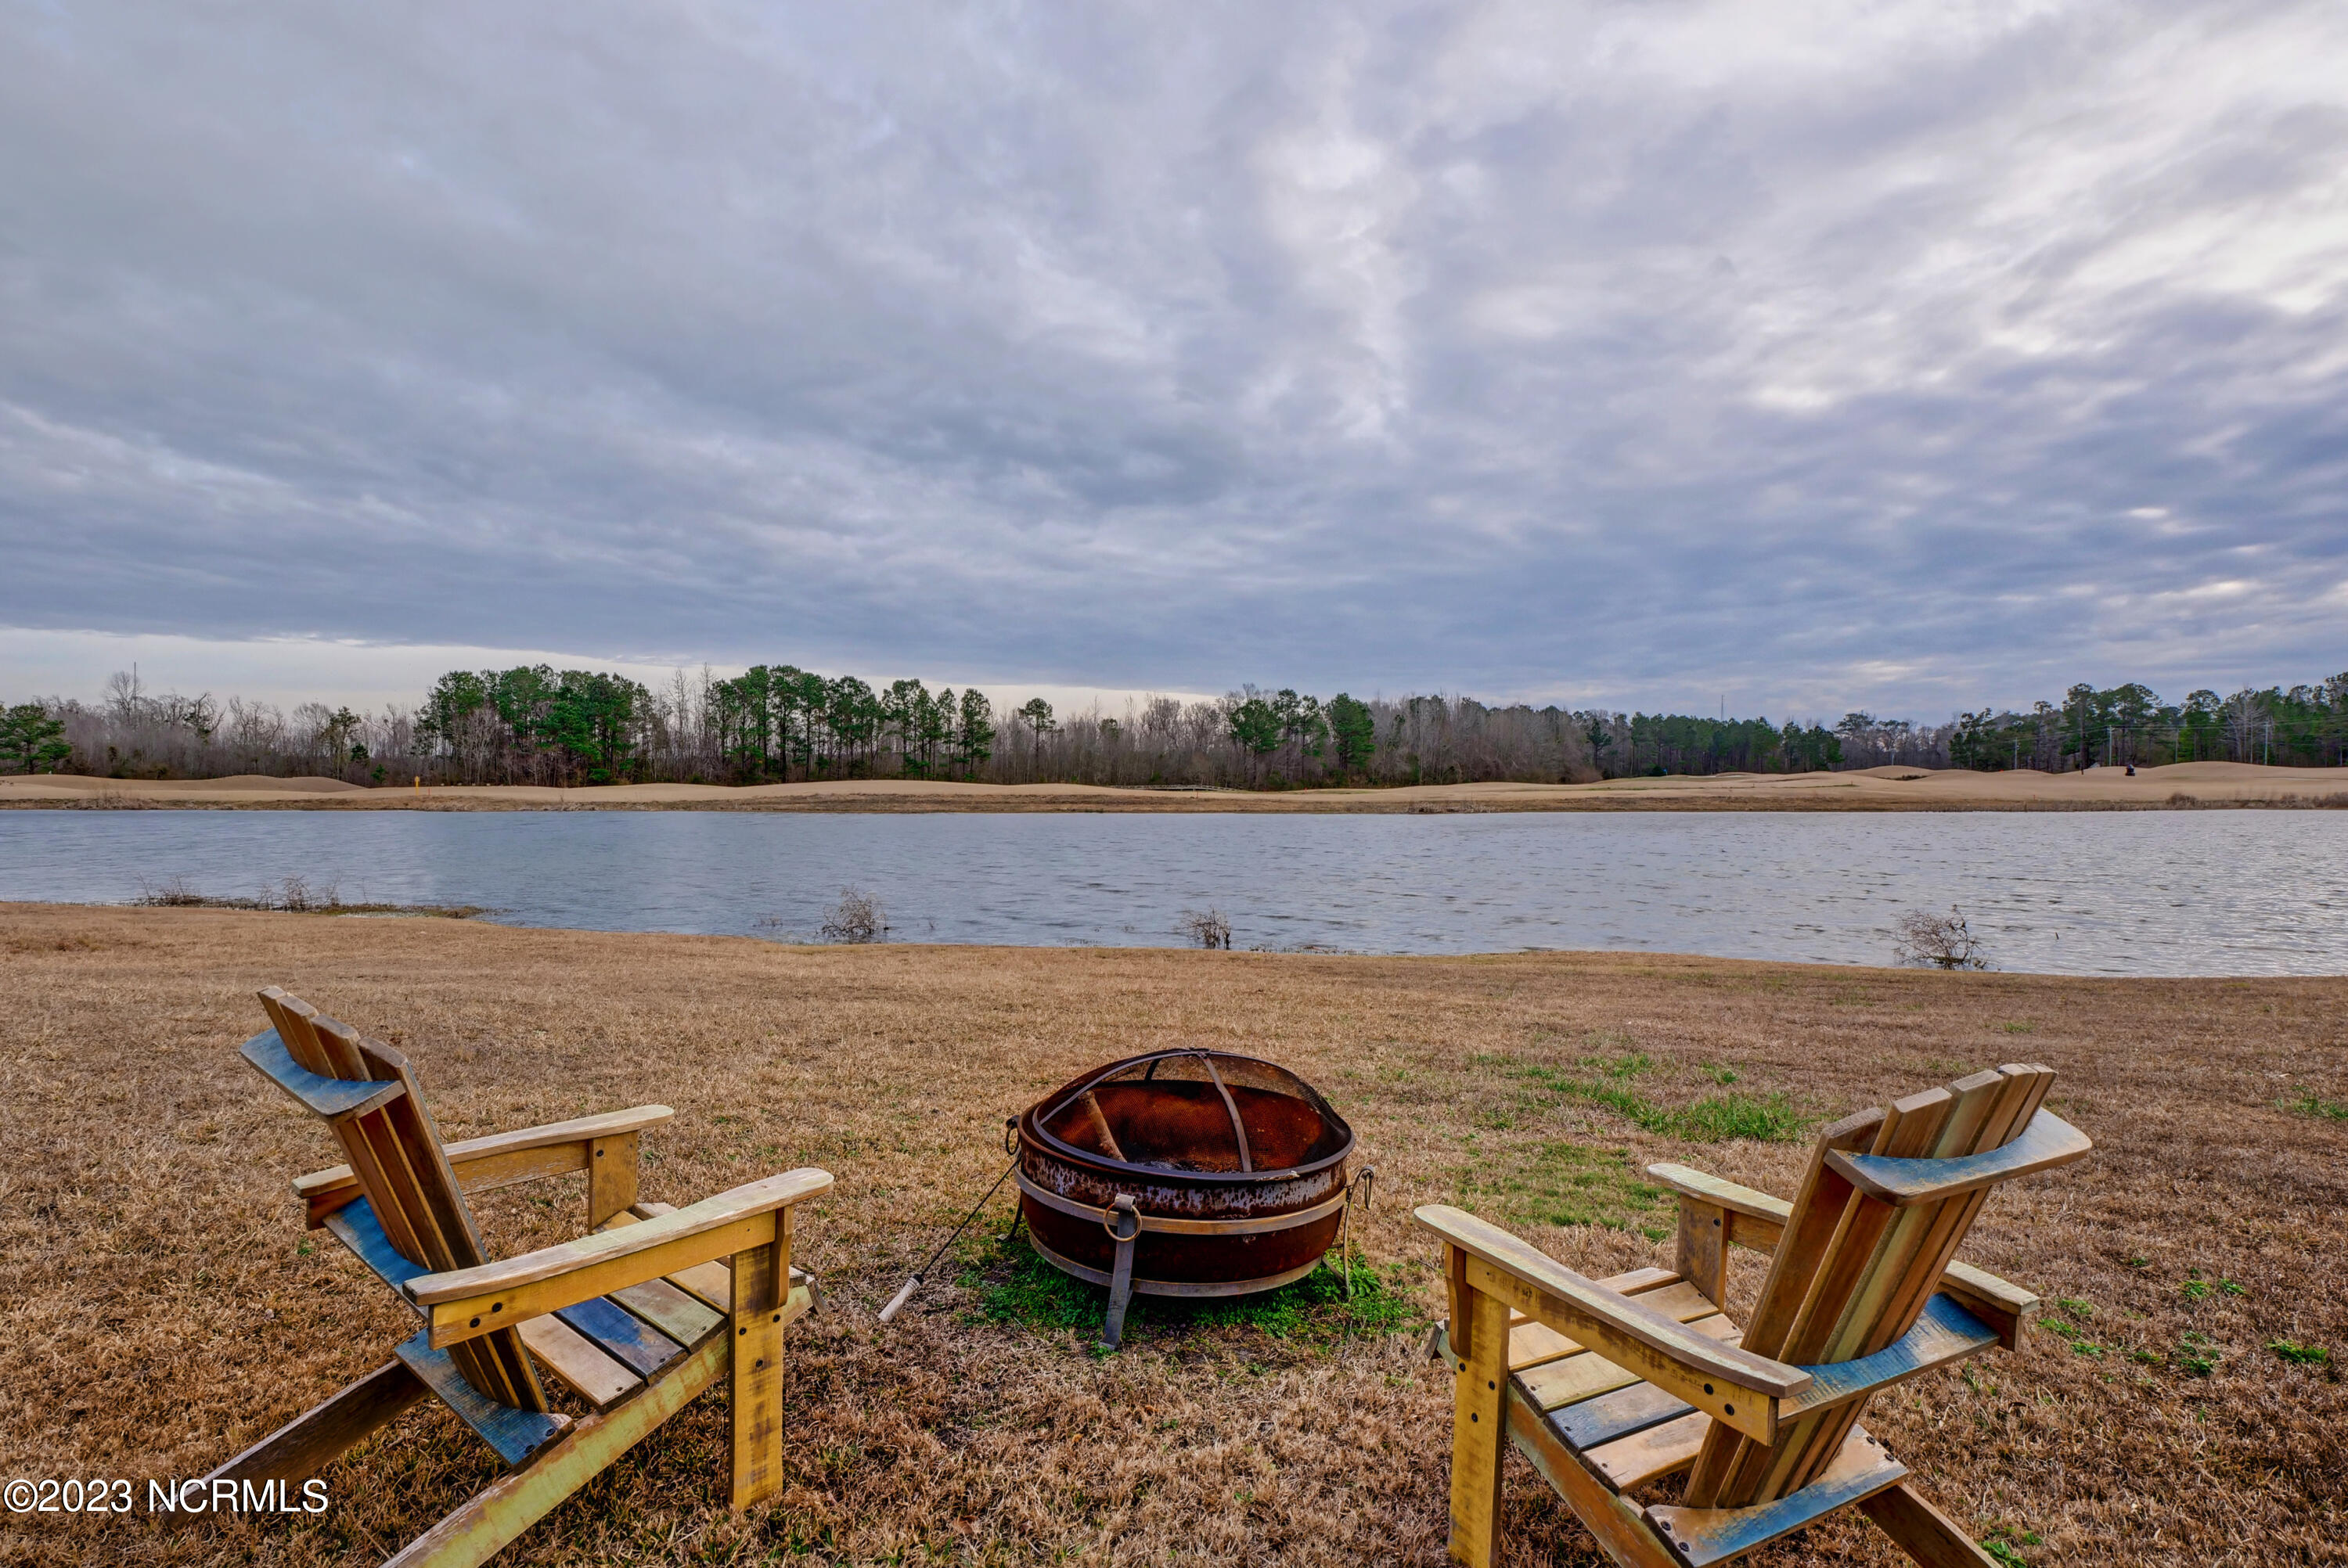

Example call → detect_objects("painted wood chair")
207 987 834 1567
1419 1063 2091 1567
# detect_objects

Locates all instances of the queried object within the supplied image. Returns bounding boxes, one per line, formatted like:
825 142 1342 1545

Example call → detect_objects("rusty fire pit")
1014 1048 1357 1346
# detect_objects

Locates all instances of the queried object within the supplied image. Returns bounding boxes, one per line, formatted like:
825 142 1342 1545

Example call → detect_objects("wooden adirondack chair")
1419 1063 2091 1567
207 987 834 1568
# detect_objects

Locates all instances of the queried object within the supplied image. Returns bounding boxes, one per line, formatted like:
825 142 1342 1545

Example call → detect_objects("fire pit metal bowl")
1014 1048 1356 1345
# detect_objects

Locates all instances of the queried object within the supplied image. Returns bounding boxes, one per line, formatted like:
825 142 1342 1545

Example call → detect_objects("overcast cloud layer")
4 2 2345 719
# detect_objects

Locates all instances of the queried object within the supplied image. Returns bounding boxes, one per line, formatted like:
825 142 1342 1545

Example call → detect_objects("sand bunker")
0 761 2339 811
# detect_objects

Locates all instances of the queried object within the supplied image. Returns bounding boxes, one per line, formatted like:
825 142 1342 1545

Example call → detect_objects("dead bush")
1178 907 1232 949
819 886 887 944
1893 905 1990 970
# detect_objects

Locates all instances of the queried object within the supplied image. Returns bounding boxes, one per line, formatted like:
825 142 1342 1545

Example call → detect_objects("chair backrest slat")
1763 1066 2056 1498
1685 1063 2059 1509
256 987 548 1415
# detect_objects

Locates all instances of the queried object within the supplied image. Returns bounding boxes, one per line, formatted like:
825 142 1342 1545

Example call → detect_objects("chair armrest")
1936 1259 2039 1350
292 1105 676 1224
411 1167 831 1350
1646 1163 1793 1232
1417 1203 1809 1444
242 1029 404 1122
1825 1109 2091 1206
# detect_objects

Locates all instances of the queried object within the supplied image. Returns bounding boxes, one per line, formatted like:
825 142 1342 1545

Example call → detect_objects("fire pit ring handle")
1104 1192 1143 1243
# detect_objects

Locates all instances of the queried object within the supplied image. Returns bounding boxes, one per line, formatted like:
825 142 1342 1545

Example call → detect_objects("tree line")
1946 678 2348 771
5 664 2343 786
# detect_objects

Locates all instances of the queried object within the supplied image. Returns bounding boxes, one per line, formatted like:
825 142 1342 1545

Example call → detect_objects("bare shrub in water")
135 875 340 912
139 876 210 907
1894 906 1990 970
1179 907 1232 949
820 886 887 944
274 875 340 912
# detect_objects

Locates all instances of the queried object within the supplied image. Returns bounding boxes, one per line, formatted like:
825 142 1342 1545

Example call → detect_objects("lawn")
2 904 2342 1565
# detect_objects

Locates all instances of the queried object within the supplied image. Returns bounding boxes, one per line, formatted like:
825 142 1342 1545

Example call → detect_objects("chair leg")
1858 1483 2003 1568
1445 1258 1513 1567
1504 1387 1680 1568
384 1332 728 1568
208 1360 428 1485
729 1218 790 1510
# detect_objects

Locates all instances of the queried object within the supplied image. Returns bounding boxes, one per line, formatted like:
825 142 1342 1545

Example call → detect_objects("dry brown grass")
2 904 2343 1566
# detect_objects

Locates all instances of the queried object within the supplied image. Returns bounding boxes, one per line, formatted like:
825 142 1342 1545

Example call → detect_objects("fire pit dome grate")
1014 1048 1357 1346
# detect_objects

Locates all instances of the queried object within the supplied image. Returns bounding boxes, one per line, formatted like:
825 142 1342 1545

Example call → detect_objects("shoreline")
4 900 2336 980
2 760 2343 813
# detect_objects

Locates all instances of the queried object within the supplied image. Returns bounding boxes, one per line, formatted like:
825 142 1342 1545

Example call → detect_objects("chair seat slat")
1550 1380 1696 1452
516 1317 643 1412
1583 1409 1712 1493
555 1296 685 1379
1519 1314 1741 1414
610 1278 726 1350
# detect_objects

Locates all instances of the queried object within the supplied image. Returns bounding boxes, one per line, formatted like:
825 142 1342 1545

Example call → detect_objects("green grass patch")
2281 1089 2348 1120
956 1233 1426 1347
2036 1319 2104 1358
2173 1329 2220 1377
1671 1091 1806 1142
1980 1529 2041 1566
1459 1142 1673 1239
2268 1340 2330 1367
1507 1056 1806 1143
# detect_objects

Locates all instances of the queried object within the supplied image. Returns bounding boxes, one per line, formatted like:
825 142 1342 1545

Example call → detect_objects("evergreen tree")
0 703 70 773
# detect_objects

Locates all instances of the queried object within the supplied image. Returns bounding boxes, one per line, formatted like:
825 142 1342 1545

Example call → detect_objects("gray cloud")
2 0 2343 717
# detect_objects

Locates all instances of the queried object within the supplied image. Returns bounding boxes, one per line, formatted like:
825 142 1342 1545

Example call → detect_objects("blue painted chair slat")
394 1331 570 1469
1784 1293 2000 1419
241 1030 405 1120
1550 1380 1696 1453
556 1296 684 1379
1824 1109 2093 1208
324 1197 429 1305
1643 1428 1907 1568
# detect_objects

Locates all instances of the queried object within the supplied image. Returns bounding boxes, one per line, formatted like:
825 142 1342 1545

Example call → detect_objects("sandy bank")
2 759 2343 813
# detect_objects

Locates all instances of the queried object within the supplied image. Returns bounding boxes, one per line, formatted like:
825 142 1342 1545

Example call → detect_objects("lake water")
1 808 2341 976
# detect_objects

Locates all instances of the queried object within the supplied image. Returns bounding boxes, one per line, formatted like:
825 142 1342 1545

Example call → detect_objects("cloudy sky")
4 2 2344 721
